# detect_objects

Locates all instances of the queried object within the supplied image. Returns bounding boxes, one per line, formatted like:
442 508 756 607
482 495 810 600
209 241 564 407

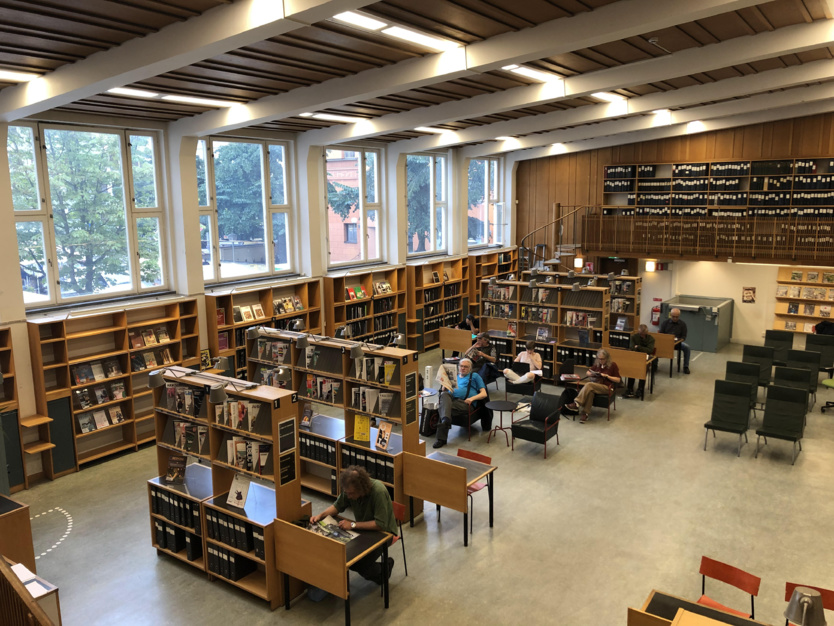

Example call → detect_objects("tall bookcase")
467 247 517 317
522 271 641 332
0 327 25 492
26 299 200 474
479 279 611 378
322 266 406 347
245 329 423 504
406 257 468 353
773 266 834 333
149 366 308 610
205 278 322 379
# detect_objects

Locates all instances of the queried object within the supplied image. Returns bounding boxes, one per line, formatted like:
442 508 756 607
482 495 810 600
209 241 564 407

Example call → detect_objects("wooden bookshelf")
322 266 406 346
406 257 466 353
0 327 26 493
245 329 423 504
773 266 834 333
467 247 517 317
479 278 611 379
205 278 322 380
26 299 200 476
149 366 309 610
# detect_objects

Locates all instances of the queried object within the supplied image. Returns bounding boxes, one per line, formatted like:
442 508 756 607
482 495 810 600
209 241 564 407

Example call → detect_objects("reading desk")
274 518 391 626
651 333 684 377
402 450 496 546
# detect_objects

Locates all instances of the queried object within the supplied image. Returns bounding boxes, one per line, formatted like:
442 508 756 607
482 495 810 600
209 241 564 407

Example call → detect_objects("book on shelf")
281 296 294 312
197 426 208 455
824 273 834 284
131 354 146 372
160 348 173 365
75 388 93 409
360 286 369 298
166 455 186 485
821 305 831 318
354 414 371 442
383 361 396 385
143 352 158 368
108 407 125 424
216 308 226 326
577 329 590 346
273 299 285 314
785 320 797 331
807 271 820 282
615 316 627 330
217 331 229 351
157 326 171 343
73 363 96 385
183 389 194 415
804 322 816 333
432 271 440 283
240 306 254 322
104 358 122 378
142 329 158 346
507 321 517 337
252 303 266 319
130 332 145 349
535 327 549 342
803 304 816 316
301 403 313 428
347 288 356 301
77 412 96 433
375 420 393 451
775 286 789 297
378 392 395 416
788 286 801 298
92 409 109 429
91 362 106 381
790 271 803 281
232 306 243 323
443 270 450 281
293 295 304 310
93 385 110 404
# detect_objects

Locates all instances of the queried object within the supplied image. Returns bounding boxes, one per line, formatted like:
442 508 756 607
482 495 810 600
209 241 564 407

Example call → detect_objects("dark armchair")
504 361 541 399
511 392 560 458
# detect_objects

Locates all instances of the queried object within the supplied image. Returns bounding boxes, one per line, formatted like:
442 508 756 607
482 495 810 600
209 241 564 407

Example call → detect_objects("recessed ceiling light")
686 120 706 134
161 95 239 107
503 65 561 83
313 113 367 123
381 26 459 52
652 109 669 115
551 143 569 154
333 11 387 30
414 126 447 134
591 92 625 102
299 112 314 117
495 136 514 141
107 87 159 98
0 69 39 82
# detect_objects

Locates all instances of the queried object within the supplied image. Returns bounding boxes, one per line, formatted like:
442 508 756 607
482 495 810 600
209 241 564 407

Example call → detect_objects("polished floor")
14 344 834 625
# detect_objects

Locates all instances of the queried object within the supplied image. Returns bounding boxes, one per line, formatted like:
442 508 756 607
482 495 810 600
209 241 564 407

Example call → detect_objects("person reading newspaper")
433 358 488 448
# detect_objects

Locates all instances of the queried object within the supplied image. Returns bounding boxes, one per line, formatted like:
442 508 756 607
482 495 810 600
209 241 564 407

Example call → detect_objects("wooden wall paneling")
516 160 532 238
760 122 774 159
741 124 764 159
770 119 794 156
820 114 834 153
639 140 658 164
535 159 550 231
689 133 709 161
794 115 824 155
703 132 717 160
713 129 736 158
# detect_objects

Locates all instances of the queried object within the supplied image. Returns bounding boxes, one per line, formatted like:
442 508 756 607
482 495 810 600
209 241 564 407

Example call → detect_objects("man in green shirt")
311 465 397 585
624 324 655 399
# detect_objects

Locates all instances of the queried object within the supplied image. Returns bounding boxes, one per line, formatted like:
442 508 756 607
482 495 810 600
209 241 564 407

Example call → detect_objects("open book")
435 363 458 391
309 515 359 544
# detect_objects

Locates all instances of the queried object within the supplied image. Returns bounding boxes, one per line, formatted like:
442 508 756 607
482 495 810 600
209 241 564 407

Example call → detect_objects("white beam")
174 0 766 137
459 59 834 158
348 19 834 150
0 0 376 122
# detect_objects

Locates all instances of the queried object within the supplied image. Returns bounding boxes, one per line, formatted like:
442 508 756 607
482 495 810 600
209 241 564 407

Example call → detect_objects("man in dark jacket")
624 324 655 398
660 308 691 374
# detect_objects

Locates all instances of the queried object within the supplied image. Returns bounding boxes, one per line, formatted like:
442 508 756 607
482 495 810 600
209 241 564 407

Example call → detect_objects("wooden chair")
784 582 834 625
391 501 408 577
457 449 491 533
697 555 761 619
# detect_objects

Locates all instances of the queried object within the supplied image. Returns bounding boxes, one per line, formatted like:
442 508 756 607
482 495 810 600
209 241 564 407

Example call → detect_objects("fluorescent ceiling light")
591 92 625 102
503 65 561 82
495 136 514 141
0 69 39 82
686 120 706 134
162 95 239 107
551 143 569 154
299 112 314 117
652 109 669 115
333 11 387 30
108 87 159 98
381 26 458 52
312 113 366 123
414 126 447 134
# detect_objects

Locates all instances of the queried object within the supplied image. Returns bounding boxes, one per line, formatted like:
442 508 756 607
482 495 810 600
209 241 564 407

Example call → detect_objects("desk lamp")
390 333 406 347
296 335 310 350
529 279 538 289
489 277 497 286
545 275 554 284
571 283 580 292
291 319 305 332
567 270 576 279
785 587 826 626
506 273 515 280
530 269 539 278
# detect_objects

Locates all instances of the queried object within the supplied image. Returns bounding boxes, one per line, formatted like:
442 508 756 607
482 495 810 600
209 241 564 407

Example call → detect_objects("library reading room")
3 1 834 625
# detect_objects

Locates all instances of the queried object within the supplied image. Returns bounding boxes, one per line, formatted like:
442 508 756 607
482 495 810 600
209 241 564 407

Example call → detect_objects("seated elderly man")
433 358 489 448
660 307 691 374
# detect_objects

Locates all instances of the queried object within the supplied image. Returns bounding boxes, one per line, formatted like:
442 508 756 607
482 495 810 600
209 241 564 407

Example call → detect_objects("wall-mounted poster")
742 287 755 304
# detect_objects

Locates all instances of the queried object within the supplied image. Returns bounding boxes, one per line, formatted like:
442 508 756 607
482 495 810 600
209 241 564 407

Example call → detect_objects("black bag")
558 387 580 416
419 403 439 436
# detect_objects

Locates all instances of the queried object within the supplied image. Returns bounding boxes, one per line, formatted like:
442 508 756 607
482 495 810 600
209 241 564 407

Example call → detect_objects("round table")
485 400 517 446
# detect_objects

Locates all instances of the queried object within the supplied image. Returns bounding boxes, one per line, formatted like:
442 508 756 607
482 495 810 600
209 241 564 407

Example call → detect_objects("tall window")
467 157 503 246
406 153 446 255
9 124 167 306
197 138 293 283
325 148 381 266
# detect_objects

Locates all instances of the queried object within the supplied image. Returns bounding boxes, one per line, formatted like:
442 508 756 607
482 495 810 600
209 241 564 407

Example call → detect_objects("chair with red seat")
784 582 834 625
456 448 491 533
697 556 761 619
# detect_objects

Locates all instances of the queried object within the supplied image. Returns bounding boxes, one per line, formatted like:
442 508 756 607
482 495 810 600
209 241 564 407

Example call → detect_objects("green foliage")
213 141 266 242
130 136 157 208
468 159 487 242
327 179 359 221
7 126 39 212
137 217 162 287
406 155 431 252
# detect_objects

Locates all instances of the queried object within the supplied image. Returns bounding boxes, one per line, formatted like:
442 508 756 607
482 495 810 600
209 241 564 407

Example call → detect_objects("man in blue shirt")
433 358 488 448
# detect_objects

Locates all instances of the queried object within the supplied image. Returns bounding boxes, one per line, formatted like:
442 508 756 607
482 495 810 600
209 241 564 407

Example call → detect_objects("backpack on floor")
419 405 439 436
558 387 580 416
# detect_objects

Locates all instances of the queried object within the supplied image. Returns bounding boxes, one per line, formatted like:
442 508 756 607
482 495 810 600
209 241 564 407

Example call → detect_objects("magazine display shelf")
774 266 834 333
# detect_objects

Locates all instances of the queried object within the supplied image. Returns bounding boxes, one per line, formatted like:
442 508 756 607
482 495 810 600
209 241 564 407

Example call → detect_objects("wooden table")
636 589 772 626
651 333 684 377
274 518 391 626
402 450 496 547
0 494 35 573
608 348 658 399
439 327 475 360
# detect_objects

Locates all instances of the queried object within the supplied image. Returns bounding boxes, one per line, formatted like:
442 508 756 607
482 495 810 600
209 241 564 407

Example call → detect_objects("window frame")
10 122 170 308
467 156 504 248
198 136 295 285
325 146 383 269
406 152 448 258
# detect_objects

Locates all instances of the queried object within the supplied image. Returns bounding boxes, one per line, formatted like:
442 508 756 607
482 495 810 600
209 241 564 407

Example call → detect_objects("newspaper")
308 515 359 544
435 363 458 391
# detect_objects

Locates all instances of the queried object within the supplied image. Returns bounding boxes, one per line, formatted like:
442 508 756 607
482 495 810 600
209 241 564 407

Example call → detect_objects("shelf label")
273 398 280 409
291 393 298 403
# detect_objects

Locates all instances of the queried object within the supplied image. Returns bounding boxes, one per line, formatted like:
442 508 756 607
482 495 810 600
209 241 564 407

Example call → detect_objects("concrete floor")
14 344 834 625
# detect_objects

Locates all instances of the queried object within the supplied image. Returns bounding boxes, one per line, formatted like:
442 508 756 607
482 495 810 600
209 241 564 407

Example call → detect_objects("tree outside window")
406 153 446 255
326 148 380 266
467 158 503 246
